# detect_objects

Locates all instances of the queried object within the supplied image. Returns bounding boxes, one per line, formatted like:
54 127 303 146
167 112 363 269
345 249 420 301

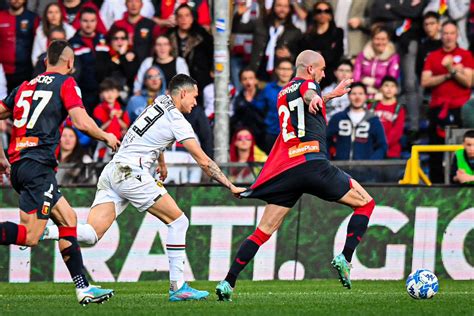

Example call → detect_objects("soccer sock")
342 199 375 262
166 214 189 292
58 226 89 289
0 222 26 245
78 224 99 245
225 228 271 288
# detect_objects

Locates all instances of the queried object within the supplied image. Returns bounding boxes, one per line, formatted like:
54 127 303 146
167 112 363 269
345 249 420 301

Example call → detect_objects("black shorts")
10 159 62 219
241 159 351 208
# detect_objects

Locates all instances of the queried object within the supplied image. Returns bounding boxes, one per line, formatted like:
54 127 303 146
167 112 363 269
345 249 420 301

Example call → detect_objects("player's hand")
332 78 353 98
156 163 168 181
104 133 120 152
230 185 247 198
0 157 10 176
308 94 324 114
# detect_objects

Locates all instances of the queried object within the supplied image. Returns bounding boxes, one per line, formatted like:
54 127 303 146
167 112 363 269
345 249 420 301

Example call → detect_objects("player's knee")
25 235 40 247
168 213 189 232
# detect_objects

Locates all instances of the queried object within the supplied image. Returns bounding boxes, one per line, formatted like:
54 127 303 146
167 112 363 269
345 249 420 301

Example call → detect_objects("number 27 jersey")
252 78 328 188
0 72 84 167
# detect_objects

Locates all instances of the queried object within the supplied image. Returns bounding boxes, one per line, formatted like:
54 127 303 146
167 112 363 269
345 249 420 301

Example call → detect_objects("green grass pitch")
0 280 472 315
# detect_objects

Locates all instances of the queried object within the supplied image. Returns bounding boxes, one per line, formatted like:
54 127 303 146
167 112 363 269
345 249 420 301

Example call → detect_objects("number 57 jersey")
112 95 196 170
0 73 84 167
252 78 328 189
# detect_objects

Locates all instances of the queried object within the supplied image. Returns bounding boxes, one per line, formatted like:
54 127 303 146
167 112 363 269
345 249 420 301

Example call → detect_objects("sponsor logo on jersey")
29 75 54 85
288 141 320 158
278 82 301 99
15 137 39 151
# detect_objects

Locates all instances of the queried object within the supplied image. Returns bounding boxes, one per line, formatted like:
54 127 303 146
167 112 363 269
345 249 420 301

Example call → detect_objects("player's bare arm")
0 102 11 174
156 151 168 181
304 90 323 114
181 138 246 196
322 78 353 102
68 107 120 151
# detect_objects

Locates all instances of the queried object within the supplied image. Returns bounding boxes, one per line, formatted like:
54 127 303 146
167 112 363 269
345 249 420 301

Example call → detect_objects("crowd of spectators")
0 0 473 185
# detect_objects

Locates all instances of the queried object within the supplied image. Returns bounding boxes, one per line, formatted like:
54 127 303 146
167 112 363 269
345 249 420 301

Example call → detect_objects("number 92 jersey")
0 73 84 167
251 78 328 188
112 95 195 170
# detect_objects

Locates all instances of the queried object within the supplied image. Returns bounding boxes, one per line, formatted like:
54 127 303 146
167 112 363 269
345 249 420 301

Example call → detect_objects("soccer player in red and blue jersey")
216 50 377 300
0 40 119 305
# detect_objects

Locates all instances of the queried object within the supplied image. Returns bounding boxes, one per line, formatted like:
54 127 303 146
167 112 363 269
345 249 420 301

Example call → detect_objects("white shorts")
91 162 167 217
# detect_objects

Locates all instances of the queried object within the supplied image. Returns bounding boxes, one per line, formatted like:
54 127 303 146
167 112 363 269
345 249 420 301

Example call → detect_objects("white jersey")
112 95 195 170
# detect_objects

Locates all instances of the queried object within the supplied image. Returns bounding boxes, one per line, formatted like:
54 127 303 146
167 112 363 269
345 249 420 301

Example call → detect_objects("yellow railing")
399 145 463 186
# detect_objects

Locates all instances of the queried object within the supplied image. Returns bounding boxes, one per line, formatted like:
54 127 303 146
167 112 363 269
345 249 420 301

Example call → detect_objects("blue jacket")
327 108 387 160
251 81 283 136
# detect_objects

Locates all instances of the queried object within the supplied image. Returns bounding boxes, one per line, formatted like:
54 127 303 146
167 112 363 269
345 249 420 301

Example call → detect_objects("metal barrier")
399 145 463 186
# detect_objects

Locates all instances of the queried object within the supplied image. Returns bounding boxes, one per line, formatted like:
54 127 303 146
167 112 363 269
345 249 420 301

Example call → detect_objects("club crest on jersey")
278 82 301 99
15 137 39 151
288 141 320 158
41 201 50 216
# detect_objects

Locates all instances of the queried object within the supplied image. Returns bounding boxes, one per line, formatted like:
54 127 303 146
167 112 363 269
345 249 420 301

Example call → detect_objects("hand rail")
399 145 463 186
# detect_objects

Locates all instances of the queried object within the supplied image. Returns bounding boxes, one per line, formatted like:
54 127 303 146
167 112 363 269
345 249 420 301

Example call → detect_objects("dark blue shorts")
241 159 351 208
10 159 62 219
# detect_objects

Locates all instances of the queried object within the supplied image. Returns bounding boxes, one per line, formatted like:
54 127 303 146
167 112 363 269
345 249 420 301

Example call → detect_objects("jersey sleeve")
171 117 196 143
0 85 20 112
60 77 84 111
299 80 320 98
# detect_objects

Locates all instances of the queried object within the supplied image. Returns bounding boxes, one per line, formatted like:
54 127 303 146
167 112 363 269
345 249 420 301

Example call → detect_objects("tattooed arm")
182 138 246 194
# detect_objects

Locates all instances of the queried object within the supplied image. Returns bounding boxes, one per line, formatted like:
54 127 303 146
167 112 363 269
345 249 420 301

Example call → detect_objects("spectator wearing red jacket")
110 0 158 64
59 0 107 34
152 0 211 35
93 78 130 162
0 0 39 92
369 76 406 159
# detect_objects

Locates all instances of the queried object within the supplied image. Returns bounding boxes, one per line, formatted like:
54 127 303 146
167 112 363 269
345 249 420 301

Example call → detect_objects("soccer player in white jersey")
43 74 246 301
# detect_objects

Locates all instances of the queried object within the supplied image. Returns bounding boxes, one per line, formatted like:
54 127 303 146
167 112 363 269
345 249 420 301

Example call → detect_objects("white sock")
45 225 59 240
77 224 99 245
166 214 189 291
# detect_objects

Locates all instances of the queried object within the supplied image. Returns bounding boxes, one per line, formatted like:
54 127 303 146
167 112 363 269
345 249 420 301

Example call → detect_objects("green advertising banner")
0 186 472 282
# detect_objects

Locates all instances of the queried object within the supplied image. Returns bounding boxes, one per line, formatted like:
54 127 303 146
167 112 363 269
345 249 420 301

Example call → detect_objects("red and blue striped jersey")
0 73 84 166
252 77 328 188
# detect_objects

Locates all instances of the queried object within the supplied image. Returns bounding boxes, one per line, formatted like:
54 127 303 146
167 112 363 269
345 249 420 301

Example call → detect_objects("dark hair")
60 126 86 163
423 11 440 21
107 26 128 44
267 0 294 28
239 67 257 81
463 130 474 140
381 75 398 87
371 24 391 40
48 26 67 40
100 78 121 92
275 57 293 68
169 74 197 95
312 0 335 28
349 82 367 94
47 40 72 66
80 7 97 18
336 59 353 71
153 35 176 59
42 3 64 37
441 20 458 30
